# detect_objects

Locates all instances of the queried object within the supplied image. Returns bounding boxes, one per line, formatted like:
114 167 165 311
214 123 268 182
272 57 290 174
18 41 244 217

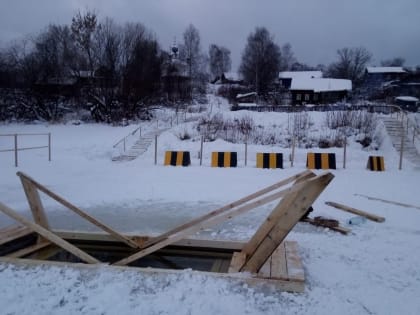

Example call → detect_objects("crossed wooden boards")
0 170 333 273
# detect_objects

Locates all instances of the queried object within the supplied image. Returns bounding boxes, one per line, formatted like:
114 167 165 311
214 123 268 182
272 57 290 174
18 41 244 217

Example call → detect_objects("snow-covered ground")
1 99 420 314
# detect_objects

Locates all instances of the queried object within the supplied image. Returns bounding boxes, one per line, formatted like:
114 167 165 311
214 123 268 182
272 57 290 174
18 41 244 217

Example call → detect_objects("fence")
0 133 51 167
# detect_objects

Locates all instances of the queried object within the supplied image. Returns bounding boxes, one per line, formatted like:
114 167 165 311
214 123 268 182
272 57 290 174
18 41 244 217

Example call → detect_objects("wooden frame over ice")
0 170 334 292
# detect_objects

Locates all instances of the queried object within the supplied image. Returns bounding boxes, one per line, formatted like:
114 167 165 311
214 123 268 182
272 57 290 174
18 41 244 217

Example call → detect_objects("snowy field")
1 101 420 314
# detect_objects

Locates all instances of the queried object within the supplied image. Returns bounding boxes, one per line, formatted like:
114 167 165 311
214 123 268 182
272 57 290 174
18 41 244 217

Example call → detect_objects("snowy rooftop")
290 78 352 92
224 72 241 81
395 96 419 102
279 71 323 79
366 67 406 74
236 92 256 99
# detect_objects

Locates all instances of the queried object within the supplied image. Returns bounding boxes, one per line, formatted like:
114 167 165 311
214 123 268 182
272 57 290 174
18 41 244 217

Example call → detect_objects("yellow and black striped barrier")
306 153 336 169
256 153 283 169
367 156 385 171
164 151 191 166
211 152 237 167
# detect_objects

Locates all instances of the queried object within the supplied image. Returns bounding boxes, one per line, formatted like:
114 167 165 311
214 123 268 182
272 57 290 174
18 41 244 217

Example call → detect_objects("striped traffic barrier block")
211 152 237 167
164 151 191 166
256 153 283 169
367 156 385 171
306 153 336 170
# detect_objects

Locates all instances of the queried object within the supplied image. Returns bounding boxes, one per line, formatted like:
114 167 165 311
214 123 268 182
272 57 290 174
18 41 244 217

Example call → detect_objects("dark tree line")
0 11 414 122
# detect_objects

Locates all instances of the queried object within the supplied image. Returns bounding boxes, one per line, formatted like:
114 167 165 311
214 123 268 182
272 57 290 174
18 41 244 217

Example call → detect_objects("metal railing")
0 133 51 167
112 126 142 152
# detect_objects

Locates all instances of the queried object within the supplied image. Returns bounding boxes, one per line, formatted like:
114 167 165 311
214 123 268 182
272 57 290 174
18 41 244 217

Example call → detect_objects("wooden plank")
257 256 271 278
302 217 350 235
325 201 385 223
0 202 99 264
143 170 314 248
19 177 49 229
241 173 334 273
284 241 304 282
6 241 51 258
16 172 140 248
354 194 420 211
112 177 319 266
0 257 304 293
0 225 33 246
54 230 246 251
228 252 247 273
271 242 288 280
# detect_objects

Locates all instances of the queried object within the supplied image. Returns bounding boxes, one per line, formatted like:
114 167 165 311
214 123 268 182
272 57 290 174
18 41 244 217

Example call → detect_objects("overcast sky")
1 0 419 70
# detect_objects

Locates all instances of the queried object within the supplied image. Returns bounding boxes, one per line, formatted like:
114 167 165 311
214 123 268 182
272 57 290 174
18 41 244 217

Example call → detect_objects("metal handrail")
112 126 142 151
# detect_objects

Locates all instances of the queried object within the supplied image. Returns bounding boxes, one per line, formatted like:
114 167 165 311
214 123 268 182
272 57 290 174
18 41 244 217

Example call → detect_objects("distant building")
278 71 323 89
212 72 244 85
394 96 419 112
289 78 352 105
363 66 408 99
161 43 191 101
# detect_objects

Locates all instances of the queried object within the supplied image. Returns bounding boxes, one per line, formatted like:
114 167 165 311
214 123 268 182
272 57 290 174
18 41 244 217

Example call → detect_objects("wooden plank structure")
0 170 335 292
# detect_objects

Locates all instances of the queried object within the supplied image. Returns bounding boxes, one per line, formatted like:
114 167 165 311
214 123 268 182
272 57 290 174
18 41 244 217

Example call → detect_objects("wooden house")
289 78 352 105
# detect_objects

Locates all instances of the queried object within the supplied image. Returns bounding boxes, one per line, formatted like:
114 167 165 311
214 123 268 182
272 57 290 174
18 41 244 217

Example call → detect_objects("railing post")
291 135 296 167
14 134 18 167
343 137 347 169
123 137 126 152
48 133 51 162
245 141 248 166
154 135 158 165
399 127 404 170
200 135 204 166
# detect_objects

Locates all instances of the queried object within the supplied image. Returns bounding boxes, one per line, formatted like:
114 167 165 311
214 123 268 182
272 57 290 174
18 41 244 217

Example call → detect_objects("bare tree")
209 44 231 80
327 47 372 87
71 9 98 72
380 57 405 67
280 43 296 71
239 27 281 94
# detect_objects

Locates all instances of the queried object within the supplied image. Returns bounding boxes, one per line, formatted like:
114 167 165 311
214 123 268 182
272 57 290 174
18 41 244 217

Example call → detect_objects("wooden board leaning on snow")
325 201 385 223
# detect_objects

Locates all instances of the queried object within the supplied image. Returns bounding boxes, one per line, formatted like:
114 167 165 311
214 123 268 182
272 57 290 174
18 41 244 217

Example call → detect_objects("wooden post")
16 172 140 248
48 133 51 162
239 173 334 273
200 136 204 166
325 201 385 223
154 135 158 165
19 177 50 229
139 127 142 139
343 137 347 169
14 134 18 167
291 135 296 167
245 141 248 166
399 127 404 170
0 202 99 264
123 137 126 152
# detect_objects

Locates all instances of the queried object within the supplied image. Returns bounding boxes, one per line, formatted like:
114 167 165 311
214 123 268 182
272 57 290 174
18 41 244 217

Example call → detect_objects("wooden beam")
325 201 385 223
228 252 247 273
284 241 304 282
0 257 304 293
302 217 350 235
0 202 99 264
0 225 33 246
112 176 319 266
354 194 420 211
270 242 288 280
19 176 49 229
143 170 314 248
6 241 51 258
16 172 140 248
240 173 334 273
